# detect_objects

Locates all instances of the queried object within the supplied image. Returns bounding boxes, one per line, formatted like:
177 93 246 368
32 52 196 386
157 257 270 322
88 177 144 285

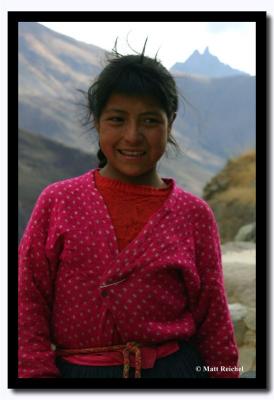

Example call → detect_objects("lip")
117 149 146 160
118 149 146 152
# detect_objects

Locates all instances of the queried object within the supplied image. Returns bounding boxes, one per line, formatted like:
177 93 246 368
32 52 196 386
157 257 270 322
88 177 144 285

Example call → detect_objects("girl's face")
96 93 172 187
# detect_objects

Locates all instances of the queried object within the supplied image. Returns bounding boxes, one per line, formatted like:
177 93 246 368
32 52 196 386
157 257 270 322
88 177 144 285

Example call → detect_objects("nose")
123 120 143 144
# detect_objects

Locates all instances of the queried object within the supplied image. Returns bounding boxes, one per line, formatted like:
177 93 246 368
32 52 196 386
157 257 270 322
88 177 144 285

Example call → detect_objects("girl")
18 45 240 379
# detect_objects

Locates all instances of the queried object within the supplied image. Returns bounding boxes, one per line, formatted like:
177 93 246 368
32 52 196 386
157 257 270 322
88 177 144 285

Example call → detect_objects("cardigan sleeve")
18 187 62 378
190 203 240 378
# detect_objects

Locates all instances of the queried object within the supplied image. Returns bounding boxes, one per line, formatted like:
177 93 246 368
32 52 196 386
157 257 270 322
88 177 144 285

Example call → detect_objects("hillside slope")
203 149 256 243
19 21 108 150
19 129 98 240
175 74 255 160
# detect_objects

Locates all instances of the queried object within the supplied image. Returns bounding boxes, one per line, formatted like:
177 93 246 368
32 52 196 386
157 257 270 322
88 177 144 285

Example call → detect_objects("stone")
241 371 256 378
244 307 256 331
221 243 256 374
229 303 248 321
239 345 256 374
243 329 256 347
229 303 248 346
234 223 256 242
221 242 255 308
223 262 256 307
221 241 255 253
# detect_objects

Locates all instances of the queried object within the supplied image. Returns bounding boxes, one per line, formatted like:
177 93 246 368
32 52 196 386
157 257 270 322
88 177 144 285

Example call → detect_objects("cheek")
152 130 168 150
98 128 114 148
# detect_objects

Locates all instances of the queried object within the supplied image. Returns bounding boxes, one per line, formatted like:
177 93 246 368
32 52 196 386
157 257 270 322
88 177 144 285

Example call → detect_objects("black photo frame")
10 10 267 391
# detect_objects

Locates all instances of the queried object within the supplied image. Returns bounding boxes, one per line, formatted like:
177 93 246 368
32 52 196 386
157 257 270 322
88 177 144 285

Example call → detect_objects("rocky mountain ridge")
18 128 98 240
170 46 249 77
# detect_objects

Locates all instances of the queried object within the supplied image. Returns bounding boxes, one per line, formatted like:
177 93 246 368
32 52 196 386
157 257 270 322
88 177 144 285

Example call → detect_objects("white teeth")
119 150 145 156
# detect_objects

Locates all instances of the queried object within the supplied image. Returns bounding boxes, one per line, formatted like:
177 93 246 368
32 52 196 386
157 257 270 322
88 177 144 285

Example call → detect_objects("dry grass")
217 186 255 206
223 150 256 187
203 149 256 243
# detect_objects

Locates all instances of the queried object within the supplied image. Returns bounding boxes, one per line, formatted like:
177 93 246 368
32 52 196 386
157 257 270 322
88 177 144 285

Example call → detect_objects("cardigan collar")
86 168 182 290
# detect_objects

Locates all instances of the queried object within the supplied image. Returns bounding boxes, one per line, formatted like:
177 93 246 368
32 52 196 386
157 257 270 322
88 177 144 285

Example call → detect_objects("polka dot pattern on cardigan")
18 169 239 378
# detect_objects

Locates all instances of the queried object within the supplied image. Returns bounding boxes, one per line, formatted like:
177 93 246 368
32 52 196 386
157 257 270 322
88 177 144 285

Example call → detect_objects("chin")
120 167 152 177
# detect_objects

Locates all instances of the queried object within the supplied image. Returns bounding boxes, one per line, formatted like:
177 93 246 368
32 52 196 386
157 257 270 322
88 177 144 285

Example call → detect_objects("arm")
18 187 61 378
190 203 240 378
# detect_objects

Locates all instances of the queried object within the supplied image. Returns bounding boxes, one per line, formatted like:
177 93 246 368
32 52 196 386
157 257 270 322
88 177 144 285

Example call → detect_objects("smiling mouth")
118 149 146 158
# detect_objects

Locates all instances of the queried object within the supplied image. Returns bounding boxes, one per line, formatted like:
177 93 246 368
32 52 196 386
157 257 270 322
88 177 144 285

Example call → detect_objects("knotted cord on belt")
56 341 142 378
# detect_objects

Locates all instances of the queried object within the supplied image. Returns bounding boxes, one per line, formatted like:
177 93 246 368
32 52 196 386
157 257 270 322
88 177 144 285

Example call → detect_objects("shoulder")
172 185 220 244
172 184 215 221
38 170 94 204
21 170 96 240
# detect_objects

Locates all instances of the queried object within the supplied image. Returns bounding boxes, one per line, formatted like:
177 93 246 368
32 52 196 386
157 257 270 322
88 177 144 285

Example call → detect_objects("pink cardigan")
18 169 239 378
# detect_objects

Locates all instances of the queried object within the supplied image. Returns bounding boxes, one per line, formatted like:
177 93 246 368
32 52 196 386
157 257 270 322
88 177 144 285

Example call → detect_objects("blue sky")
40 21 256 75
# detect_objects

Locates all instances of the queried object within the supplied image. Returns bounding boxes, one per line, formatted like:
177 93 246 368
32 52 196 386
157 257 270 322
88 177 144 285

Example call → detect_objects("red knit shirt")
18 169 240 378
95 169 172 251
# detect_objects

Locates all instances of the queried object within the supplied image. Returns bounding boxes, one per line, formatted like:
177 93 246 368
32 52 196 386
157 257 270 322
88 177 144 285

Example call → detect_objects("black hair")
86 41 180 167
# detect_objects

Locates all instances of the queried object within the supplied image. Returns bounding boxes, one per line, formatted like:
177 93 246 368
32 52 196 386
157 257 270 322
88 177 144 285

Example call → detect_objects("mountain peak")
170 48 248 78
204 46 210 55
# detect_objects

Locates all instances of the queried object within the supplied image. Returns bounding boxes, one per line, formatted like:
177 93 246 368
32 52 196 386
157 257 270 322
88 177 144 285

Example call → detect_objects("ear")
168 112 177 133
95 120 100 134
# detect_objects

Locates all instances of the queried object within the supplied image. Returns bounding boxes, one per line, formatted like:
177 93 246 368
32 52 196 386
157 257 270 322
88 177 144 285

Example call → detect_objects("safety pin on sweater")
99 277 127 289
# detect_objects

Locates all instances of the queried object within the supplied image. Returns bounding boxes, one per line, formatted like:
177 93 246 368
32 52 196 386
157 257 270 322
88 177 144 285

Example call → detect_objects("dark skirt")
55 340 209 378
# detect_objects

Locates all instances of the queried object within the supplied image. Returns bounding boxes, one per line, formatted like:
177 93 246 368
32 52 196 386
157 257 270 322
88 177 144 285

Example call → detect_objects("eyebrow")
103 108 163 116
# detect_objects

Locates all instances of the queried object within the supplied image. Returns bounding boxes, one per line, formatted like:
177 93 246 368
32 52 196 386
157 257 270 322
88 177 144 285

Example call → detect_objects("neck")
99 166 167 188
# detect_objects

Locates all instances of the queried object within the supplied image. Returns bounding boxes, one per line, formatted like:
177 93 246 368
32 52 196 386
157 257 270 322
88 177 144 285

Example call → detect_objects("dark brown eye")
108 116 124 123
143 118 160 125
